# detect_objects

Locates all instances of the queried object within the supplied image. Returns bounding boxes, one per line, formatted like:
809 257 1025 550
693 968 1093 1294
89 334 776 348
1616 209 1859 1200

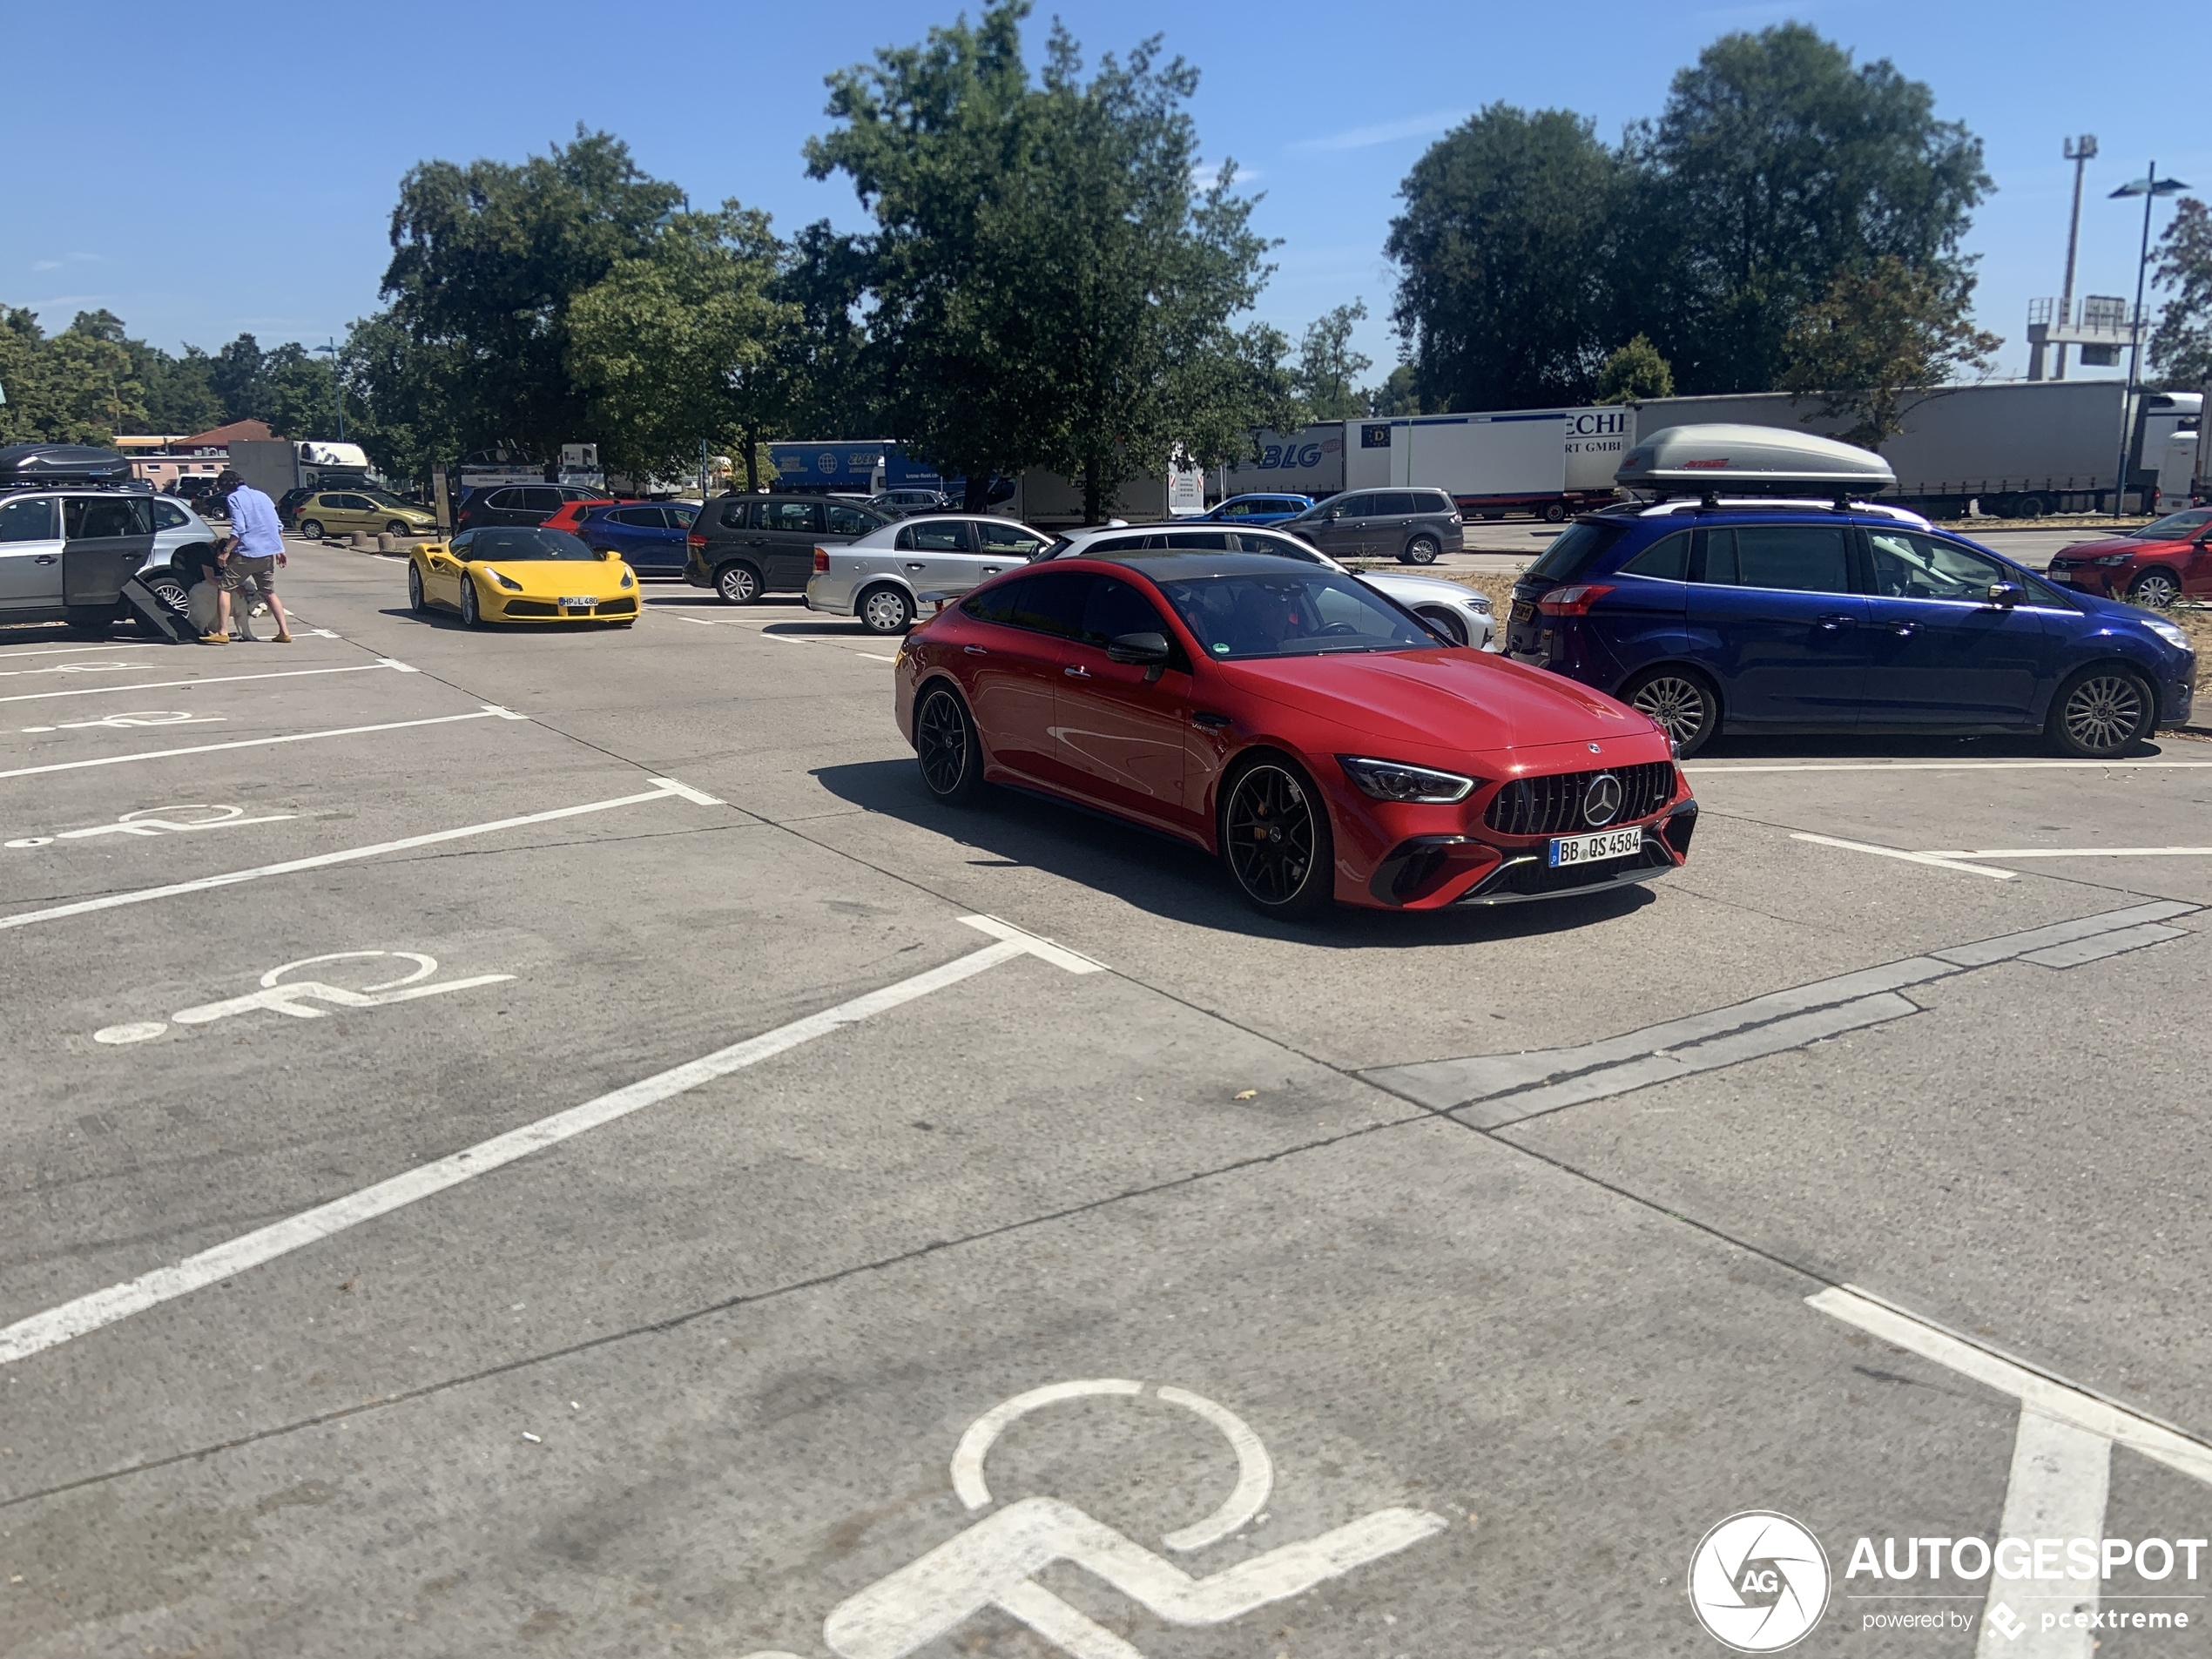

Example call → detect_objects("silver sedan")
806 515 1055 634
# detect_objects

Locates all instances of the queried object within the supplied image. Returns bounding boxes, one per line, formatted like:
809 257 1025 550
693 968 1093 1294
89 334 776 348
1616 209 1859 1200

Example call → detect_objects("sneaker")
198 631 229 644
273 631 293 644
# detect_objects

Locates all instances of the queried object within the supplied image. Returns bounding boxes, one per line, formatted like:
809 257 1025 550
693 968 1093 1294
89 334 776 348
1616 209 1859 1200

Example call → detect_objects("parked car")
868 488 953 516
894 549 1693 914
1278 488 1464 563
806 515 1053 632
138 496 223 613
1039 521 1495 647
2044 507 2212 609
0 483 200 634
407 525 638 629
1502 428 2198 760
685 493 889 603
455 483 611 533
544 499 697 577
274 487 316 527
293 488 438 540
1197 493 1314 526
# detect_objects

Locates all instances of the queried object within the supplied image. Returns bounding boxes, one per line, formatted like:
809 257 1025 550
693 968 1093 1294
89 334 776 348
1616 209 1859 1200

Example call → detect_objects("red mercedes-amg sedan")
892 550 1696 915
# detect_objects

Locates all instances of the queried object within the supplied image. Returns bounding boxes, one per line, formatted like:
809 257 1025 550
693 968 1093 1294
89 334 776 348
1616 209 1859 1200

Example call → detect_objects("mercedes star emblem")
1582 773 1623 826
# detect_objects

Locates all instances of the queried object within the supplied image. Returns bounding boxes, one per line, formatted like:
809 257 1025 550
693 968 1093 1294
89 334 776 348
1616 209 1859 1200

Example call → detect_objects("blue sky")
7 0 2202 397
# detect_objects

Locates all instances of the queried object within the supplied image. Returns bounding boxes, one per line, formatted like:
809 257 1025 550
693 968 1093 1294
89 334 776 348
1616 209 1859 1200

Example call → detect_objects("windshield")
1153 570 1433 659
462 527 598 562
1525 519 1627 582
364 489 420 509
2138 508 2211 539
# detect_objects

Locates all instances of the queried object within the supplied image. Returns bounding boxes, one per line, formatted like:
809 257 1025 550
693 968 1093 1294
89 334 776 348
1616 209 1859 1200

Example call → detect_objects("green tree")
1293 301 1372 421
1778 255 2000 449
808 3 1292 518
1594 334 1674 403
2148 197 2212 390
772 220 884 442
568 205 799 486
376 128 684 465
1365 362 1421 416
1386 104 1622 412
1622 24 1990 395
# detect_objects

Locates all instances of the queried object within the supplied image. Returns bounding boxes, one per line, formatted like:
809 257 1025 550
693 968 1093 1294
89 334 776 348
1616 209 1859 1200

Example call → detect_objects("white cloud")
1191 162 1263 192
1289 110 1467 153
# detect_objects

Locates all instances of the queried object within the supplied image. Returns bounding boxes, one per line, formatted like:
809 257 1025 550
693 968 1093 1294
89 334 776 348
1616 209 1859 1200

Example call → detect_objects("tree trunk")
742 428 759 494
1083 455 1102 525
963 469 990 513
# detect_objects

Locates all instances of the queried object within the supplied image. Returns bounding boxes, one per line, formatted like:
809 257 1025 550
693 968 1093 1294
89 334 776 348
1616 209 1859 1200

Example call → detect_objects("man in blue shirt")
208 471 294 644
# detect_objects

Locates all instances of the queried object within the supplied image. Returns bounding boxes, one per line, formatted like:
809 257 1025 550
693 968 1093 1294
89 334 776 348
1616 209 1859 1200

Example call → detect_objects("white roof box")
1615 422 1895 497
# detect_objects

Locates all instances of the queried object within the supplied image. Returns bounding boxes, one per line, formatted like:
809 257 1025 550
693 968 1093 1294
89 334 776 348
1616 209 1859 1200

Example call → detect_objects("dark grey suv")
1282 488 1464 564
685 494 889 603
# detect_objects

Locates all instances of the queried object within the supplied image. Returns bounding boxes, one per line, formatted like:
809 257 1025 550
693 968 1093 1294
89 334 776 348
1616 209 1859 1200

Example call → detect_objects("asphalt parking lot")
3 539 2209 1658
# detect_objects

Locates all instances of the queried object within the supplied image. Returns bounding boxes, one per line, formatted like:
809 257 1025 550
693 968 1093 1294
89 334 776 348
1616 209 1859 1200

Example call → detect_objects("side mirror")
598 548 614 561
1107 631 1172 680
1986 581 2022 609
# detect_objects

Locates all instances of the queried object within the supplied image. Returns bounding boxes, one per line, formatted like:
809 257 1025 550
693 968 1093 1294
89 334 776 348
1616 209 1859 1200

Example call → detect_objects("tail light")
686 531 707 550
813 545 830 573
1536 583 1615 617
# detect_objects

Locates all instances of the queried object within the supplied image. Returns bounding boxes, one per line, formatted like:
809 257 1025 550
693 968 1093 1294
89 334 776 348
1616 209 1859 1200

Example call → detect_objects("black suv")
685 493 888 603
455 483 610 533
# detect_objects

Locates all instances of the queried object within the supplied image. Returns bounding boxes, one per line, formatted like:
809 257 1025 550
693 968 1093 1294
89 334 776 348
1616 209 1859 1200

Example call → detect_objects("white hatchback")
806 515 1055 633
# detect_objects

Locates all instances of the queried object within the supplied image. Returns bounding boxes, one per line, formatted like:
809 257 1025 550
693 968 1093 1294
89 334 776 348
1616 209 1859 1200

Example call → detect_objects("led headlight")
482 566 523 592
2094 554 2134 566
2144 617 2191 652
620 571 634 589
1338 755 1477 803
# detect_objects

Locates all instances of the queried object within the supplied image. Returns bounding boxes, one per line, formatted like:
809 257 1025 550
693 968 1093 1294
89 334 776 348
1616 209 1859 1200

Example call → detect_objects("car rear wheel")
1621 666 1719 758
717 561 761 604
298 518 324 540
1401 536 1440 565
914 684 984 803
408 563 428 614
2128 569 2182 610
1220 757 1334 919
459 576 484 629
860 584 915 635
2048 666 2153 759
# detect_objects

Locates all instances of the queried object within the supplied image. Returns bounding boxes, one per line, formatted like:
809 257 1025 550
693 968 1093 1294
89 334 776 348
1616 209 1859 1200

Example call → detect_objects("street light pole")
2108 164 2190 514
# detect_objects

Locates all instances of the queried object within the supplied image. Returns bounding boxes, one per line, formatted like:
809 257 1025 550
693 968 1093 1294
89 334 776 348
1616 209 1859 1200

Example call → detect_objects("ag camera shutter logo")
1689 1511 1831 1652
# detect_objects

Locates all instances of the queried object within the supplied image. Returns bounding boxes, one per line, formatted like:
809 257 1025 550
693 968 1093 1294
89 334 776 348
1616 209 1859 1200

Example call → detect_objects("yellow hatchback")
294 489 438 538
407 525 639 627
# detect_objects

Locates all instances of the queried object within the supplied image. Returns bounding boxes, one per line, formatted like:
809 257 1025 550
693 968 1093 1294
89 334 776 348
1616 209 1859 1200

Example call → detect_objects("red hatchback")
892 550 1696 915
2045 507 2212 609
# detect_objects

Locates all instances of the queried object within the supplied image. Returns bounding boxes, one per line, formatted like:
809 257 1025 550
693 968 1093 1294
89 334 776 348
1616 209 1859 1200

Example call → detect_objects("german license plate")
561 596 595 611
1549 826 1644 867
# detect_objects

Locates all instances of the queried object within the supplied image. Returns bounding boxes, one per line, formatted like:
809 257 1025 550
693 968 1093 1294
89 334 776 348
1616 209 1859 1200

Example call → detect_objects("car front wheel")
860 584 916 635
2048 666 2153 758
459 576 484 629
2128 569 2182 610
914 684 984 803
1220 757 1334 918
1621 666 1720 758
408 563 428 614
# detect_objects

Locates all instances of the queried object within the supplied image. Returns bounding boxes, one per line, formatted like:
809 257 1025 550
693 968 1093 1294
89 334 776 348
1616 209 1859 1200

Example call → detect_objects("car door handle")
1063 665 1090 678
964 644 989 656
981 566 1000 575
33 555 57 564
905 562 927 571
1816 613 1856 631
1191 711 1231 729
1889 623 1918 637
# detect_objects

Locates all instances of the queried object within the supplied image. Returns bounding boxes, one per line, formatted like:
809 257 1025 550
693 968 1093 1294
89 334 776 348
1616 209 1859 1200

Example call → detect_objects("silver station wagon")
806 514 1055 633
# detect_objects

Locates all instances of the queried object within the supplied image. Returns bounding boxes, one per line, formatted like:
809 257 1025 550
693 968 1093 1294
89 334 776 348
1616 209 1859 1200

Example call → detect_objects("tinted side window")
1336 494 1374 517
1418 491 1455 515
717 499 754 530
1704 525 1852 594
64 498 151 537
1619 530 1689 582
664 505 696 529
1081 535 1145 555
0 496 57 541
1078 576 1170 645
963 576 1024 624
896 520 970 551
611 507 661 527
1378 491 1420 516
975 521 1044 555
1009 570 1092 637
152 499 191 530
519 488 563 512
826 503 879 536
1231 531 1323 562
764 501 823 533
484 489 523 509
1218 501 1253 518
1525 519 1626 581
1163 530 1232 550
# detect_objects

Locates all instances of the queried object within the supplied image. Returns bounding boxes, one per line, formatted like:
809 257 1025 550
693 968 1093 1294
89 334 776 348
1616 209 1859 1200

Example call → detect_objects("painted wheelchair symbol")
93 950 514 1045
7 802 295 848
743 1379 1447 1659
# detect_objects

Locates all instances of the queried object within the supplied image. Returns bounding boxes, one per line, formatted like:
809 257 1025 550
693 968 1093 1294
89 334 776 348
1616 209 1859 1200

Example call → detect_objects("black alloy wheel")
718 561 761 604
860 584 916 635
2048 667 2152 759
408 563 428 614
1621 666 1719 758
459 576 484 629
1221 759 1333 917
298 518 324 539
2128 569 2182 610
1402 536 1440 565
914 685 984 803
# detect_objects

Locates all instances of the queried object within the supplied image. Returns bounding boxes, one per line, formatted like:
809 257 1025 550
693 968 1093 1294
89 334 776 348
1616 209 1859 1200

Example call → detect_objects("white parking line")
1922 846 2212 860
1690 760 2212 774
1790 832 2016 879
0 641 151 660
0 660 155 678
0 915 1101 1366
0 775 724 933
0 706 525 783
0 660 406 706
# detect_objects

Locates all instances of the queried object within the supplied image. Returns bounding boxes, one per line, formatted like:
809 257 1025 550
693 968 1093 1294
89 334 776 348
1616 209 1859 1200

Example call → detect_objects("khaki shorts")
219 554 278 597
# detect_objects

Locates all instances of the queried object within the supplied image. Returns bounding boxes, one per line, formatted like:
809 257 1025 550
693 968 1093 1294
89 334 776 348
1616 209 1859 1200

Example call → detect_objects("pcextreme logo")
1688 1512 1832 1652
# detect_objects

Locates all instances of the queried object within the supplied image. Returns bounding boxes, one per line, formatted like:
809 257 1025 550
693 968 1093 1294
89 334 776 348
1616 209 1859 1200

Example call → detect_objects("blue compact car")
569 501 697 575
1505 501 2197 759
1199 493 1314 526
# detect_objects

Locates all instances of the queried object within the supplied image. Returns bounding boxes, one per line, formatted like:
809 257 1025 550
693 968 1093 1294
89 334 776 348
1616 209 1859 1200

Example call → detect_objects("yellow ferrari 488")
408 526 639 628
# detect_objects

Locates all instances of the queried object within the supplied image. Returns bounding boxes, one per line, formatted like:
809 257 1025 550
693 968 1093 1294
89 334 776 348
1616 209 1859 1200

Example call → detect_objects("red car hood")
2056 535 2178 558
1221 649 1657 756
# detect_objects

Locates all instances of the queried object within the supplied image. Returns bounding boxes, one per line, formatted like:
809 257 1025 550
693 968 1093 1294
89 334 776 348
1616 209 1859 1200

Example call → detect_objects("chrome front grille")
1483 760 1676 837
